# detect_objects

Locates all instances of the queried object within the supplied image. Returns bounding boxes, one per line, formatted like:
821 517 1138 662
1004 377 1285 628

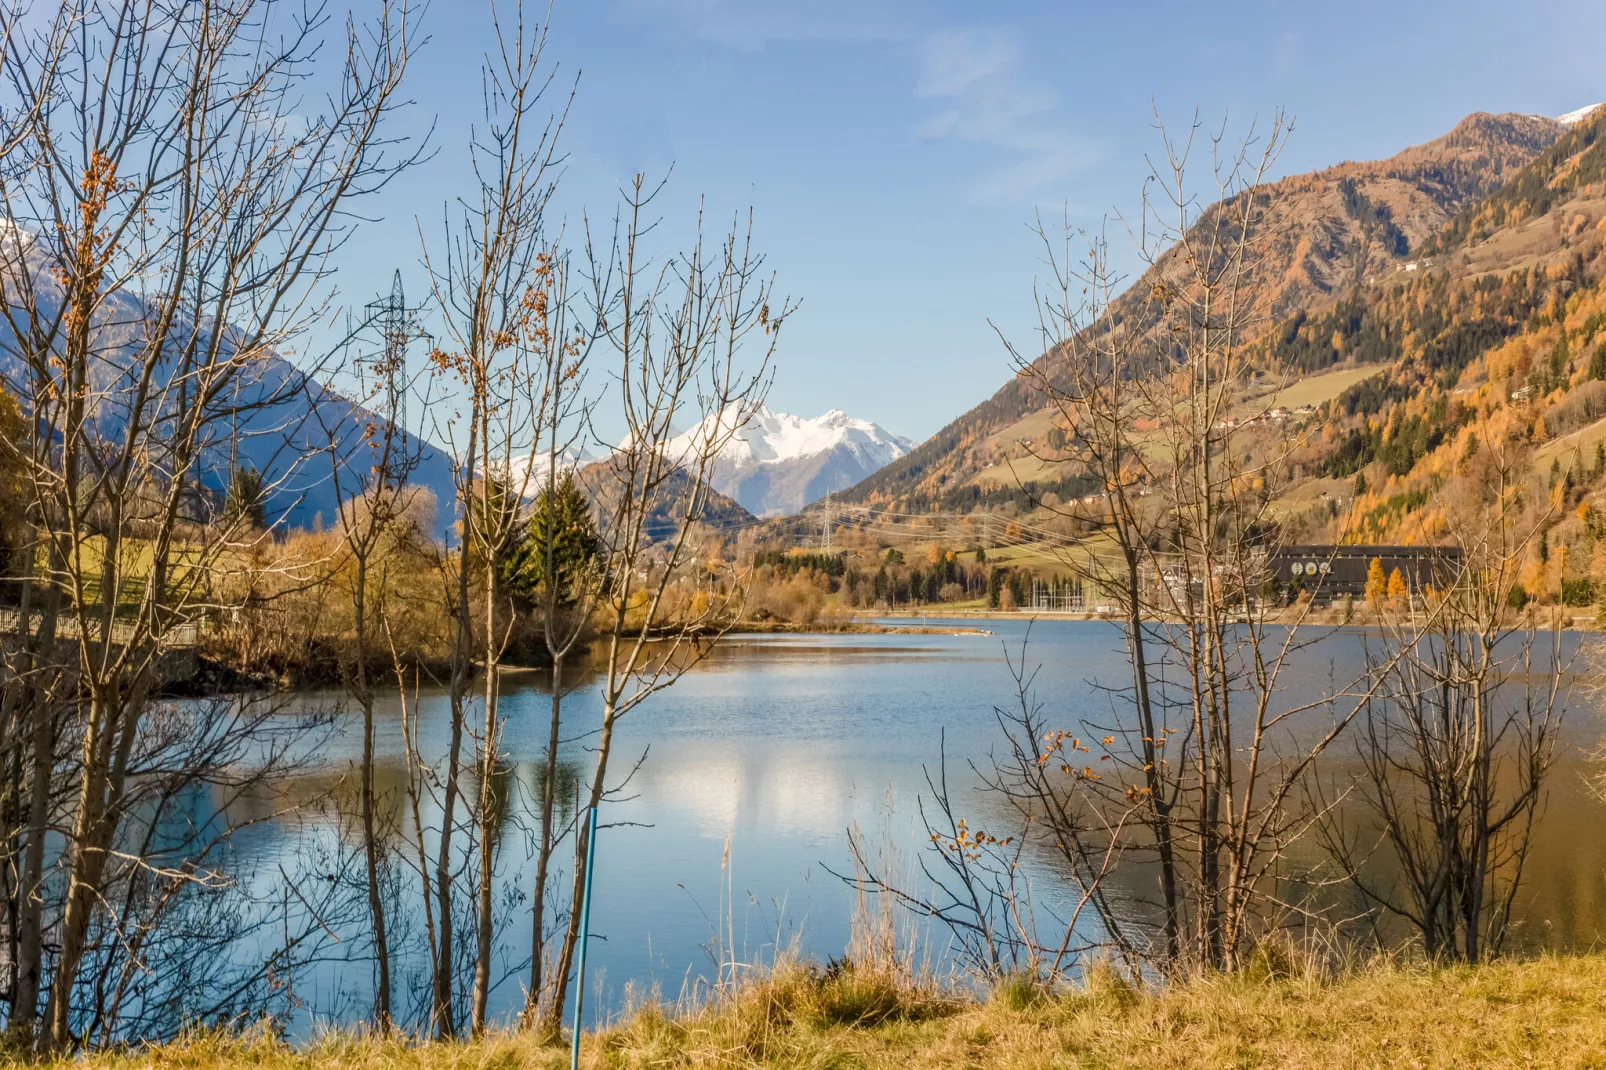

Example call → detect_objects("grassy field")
1246 363 1385 410
1535 413 1606 470
970 363 1386 489
47 953 1606 1069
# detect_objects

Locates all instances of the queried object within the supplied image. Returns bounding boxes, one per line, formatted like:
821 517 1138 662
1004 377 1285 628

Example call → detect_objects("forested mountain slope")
819 101 1606 608
837 110 1573 512
0 249 462 536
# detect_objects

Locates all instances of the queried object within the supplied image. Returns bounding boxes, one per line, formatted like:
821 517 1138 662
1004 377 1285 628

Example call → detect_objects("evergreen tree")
223 466 267 530
1591 341 1606 381
1354 471 1368 496
504 473 599 608
1008 570 1029 609
1595 440 1605 476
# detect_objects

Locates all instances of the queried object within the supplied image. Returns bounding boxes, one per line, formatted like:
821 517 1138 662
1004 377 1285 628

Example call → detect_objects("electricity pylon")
361 270 429 433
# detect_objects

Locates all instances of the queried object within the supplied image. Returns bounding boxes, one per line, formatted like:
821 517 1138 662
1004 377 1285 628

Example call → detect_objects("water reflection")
219 622 1606 1033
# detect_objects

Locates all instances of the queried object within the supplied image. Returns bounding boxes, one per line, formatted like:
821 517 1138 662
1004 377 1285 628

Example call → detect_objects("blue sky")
337 0 1606 443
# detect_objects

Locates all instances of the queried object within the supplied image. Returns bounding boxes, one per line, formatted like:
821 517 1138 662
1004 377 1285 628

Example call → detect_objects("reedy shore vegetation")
24 950 1606 1068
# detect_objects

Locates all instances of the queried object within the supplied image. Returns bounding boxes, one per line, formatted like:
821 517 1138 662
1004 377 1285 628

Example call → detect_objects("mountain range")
831 104 1606 515
0 246 462 538
0 240 907 535
14 99 1606 553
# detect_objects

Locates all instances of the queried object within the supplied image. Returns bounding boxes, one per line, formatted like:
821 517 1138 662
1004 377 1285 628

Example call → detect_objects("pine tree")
223 466 267 530
1008 570 1029 609
504 473 598 608
1591 341 1606 381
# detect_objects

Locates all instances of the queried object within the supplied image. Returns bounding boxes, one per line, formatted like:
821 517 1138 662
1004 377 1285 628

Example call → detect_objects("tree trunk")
541 700 615 1038
8 556 61 1049
471 589 500 1035
524 654 564 1027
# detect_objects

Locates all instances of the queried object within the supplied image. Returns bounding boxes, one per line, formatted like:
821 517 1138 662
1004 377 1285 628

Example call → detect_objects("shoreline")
870 608 1605 632
722 620 994 636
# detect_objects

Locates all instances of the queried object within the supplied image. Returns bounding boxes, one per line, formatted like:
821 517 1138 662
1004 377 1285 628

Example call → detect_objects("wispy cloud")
1275 30 1302 75
915 26 1103 206
625 6 1102 206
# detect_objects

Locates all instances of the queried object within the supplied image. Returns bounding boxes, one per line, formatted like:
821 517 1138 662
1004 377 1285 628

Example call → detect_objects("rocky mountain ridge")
833 108 1582 512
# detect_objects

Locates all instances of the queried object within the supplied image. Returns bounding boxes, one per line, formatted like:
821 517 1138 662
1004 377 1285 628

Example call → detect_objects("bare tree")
0 0 418 1050
536 177 790 1037
858 111 1401 980
416 1 574 1036
514 275 597 1029
1320 443 1564 962
322 287 434 1032
993 110 1353 973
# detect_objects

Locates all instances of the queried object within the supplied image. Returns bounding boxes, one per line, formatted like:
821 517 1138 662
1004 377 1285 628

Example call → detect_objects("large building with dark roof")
1270 544 1463 601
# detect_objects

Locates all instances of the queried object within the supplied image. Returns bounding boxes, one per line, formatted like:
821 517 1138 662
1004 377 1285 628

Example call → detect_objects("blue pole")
570 805 599 1070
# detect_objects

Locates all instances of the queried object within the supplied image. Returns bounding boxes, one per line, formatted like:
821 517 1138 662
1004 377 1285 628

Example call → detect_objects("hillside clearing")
1536 411 1606 469
970 363 1384 489
1248 362 1385 409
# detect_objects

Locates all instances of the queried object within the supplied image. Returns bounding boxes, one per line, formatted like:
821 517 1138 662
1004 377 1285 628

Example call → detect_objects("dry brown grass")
33 952 1606 1069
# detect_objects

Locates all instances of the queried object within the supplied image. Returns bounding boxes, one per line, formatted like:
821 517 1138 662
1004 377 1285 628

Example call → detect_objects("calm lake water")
231 619 1606 1034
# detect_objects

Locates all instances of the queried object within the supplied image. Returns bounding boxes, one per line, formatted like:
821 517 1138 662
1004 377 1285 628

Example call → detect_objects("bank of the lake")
50 952 1606 1068
874 606 1606 630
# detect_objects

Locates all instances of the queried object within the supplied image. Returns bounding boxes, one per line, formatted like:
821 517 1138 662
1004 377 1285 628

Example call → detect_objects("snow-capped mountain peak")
667 405 914 517
500 441 594 491
671 405 912 465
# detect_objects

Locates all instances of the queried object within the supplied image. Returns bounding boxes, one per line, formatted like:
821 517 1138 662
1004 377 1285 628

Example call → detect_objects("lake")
230 618 1606 1035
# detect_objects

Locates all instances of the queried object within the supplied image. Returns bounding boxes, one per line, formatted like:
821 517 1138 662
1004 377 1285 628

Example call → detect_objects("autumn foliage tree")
1366 556 1388 605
